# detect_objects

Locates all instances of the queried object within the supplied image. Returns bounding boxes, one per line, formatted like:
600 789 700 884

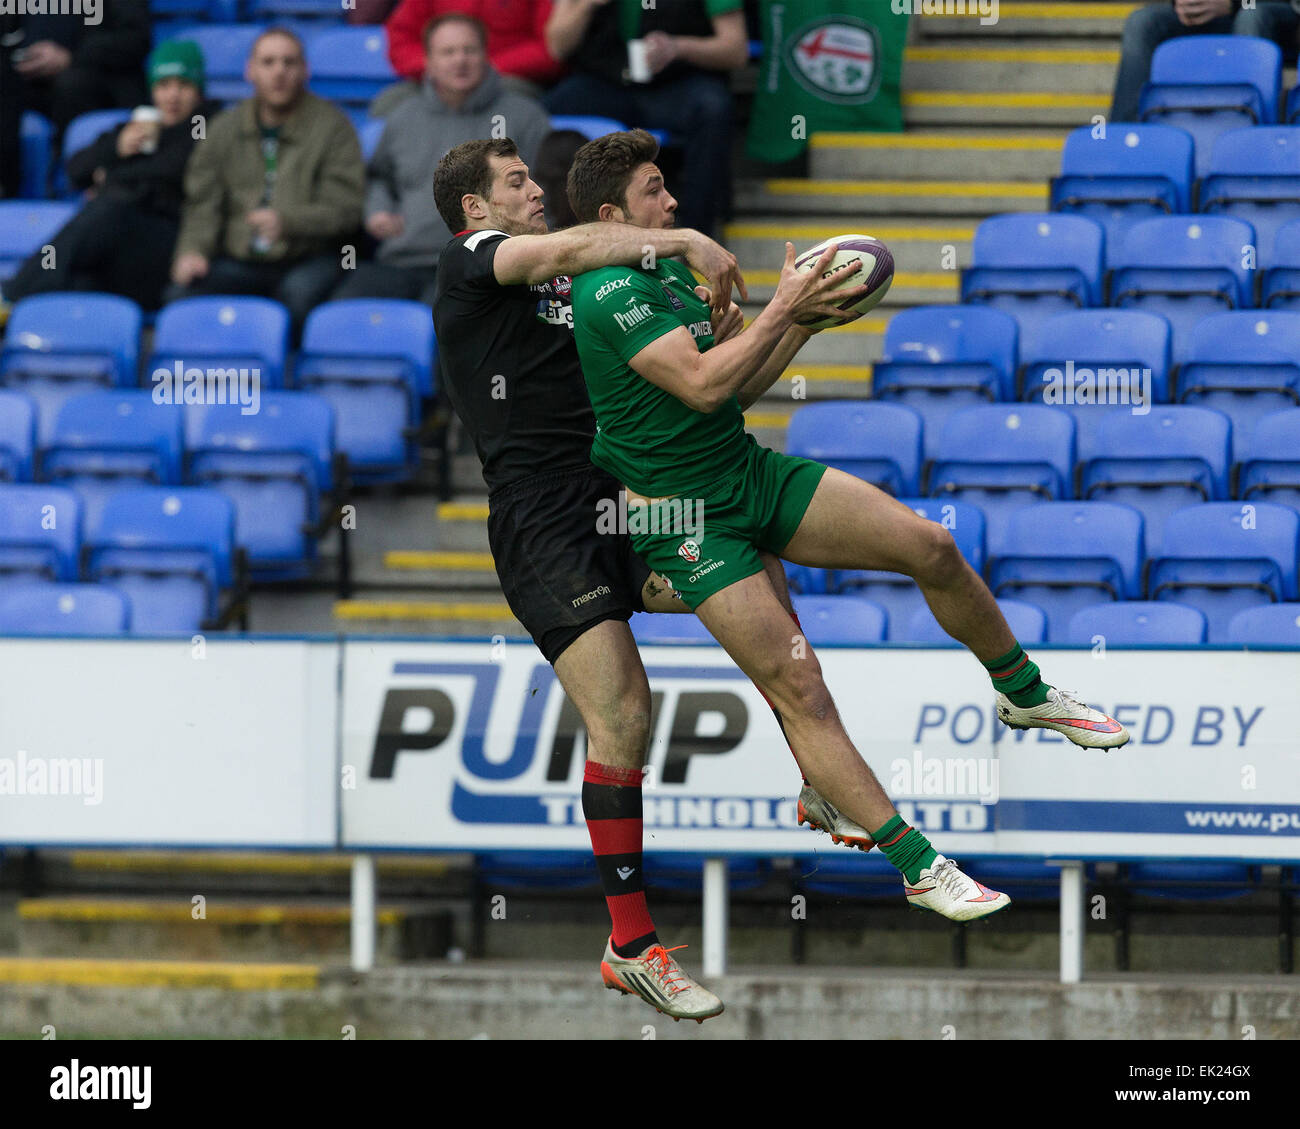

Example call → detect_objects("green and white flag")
747 0 909 164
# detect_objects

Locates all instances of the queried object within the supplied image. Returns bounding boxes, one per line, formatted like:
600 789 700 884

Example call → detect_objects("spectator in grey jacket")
332 13 550 305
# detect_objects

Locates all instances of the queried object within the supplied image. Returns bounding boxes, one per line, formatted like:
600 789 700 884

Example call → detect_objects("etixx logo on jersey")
785 16 882 105
677 539 701 564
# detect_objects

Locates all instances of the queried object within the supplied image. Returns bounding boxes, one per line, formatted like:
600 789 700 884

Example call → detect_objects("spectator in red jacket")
386 0 561 89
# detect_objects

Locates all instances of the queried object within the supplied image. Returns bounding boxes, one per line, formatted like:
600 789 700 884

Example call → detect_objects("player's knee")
914 522 965 586
591 702 652 762
767 659 834 723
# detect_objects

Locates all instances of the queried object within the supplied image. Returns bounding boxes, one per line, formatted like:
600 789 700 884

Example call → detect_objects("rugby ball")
793 234 894 329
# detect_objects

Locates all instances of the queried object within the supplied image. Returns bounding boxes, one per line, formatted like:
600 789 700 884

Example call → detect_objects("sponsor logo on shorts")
570 584 611 609
688 559 726 583
677 539 701 564
614 303 654 332
594 276 633 301
662 285 686 311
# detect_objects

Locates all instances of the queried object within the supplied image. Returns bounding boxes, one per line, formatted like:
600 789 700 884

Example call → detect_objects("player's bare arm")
626 242 867 413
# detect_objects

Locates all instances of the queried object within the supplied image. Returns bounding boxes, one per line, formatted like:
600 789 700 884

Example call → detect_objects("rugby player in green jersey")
568 130 1131 925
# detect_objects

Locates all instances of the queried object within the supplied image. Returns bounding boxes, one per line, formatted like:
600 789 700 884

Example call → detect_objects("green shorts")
629 437 827 611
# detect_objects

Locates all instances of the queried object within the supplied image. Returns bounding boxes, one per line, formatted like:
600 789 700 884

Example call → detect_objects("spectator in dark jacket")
0 0 152 197
0 40 213 312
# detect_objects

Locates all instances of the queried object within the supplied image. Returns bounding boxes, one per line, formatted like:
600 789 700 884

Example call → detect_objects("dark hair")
434 137 520 233
534 130 587 230
566 129 660 225
249 25 305 60
423 12 488 52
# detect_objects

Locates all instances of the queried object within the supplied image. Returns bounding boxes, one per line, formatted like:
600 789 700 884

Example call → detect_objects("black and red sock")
582 760 658 958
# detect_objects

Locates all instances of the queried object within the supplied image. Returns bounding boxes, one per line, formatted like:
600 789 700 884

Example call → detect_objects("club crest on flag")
785 17 881 105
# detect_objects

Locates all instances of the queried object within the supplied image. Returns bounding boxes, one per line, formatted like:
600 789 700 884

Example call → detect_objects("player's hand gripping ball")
793 234 894 329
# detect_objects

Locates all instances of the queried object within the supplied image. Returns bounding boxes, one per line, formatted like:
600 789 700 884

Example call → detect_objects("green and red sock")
983 642 1050 707
870 814 938 885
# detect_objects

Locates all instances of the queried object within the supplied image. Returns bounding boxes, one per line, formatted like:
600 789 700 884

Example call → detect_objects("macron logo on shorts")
571 584 611 609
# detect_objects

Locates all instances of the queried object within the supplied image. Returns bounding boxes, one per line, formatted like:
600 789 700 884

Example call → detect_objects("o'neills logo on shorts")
677 539 701 564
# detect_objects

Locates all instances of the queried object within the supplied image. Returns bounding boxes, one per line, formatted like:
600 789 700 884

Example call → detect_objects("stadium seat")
473 851 597 892
20 112 52 199
1078 405 1232 557
249 0 349 17
1050 123 1195 267
628 610 715 645
1259 215 1300 309
307 27 396 104
642 854 767 894
1176 312 1300 462
783 562 829 596
548 114 630 140
187 392 335 575
359 117 385 163
41 391 185 535
0 293 143 446
0 582 130 637
795 851 900 899
960 213 1105 346
785 401 922 497
1138 36 1282 178
0 201 79 281
1126 861 1255 901
0 391 37 482
871 305 1018 461
1200 126 1300 265
904 597 1047 645
986 502 1146 639
148 296 289 392
928 405 1076 556
790 595 888 645
834 498 986 641
0 483 82 580
1147 502 1300 639
57 109 132 197
84 485 237 633
168 24 264 102
296 299 433 481
149 0 216 22
1236 408 1300 510
1065 600 1208 645
1110 215 1257 362
962 859 1063 903
1020 309 1172 461
1225 603 1300 644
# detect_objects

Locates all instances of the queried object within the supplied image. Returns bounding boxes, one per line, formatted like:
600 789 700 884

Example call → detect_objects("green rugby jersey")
571 259 751 497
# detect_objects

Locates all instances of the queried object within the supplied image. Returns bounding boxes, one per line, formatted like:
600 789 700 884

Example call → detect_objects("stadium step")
809 129 1066 181
904 40 1118 93
734 177 1047 217
904 90 1106 127
913 2 1137 38
332 596 522 633
0 956 320 990
724 220 972 281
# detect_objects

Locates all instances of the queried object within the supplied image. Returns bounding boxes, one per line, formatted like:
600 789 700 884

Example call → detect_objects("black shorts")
488 465 653 665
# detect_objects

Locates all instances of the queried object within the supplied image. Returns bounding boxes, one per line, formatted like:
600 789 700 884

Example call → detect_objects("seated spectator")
1112 0 1299 122
333 13 549 304
543 0 746 237
0 41 216 314
0 0 151 197
165 28 363 337
385 0 561 91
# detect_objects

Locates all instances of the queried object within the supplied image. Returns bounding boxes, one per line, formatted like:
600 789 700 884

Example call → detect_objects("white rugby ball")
793 233 894 329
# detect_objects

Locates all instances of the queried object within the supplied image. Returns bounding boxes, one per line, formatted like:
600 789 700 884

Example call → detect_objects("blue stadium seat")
986 502 1145 639
641 855 767 894
1078 405 1232 557
0 201 79 281
20 112 52 199
1200 126 1300 265
0 293 143 446
548 114 630 140
1021 309 1171 461
963 859 1064 903
790 595 888 644
307 27 396 104
1225 603 1300 644
834 497 986 640
795 850 899 898
1147 502 1300 639
628 610 715 645
149 0 215 21
785 401 922 497
359 117 385 162
0 483 82 580
1177 312 1300 462
474 851 596 892
249 0 348 16
1138 36 1282 177
149 296 289 390
296 299 433 481
928 405 1076 556
41 391 185 536
187 392 334 575
0 582 130 636
783 562 829 596
168 24 264 102
904 597 1047 645
1065 600 1207 645
1126 861 1255 901
58 109 132 197
1110 215 1257 362
1051 123 1194 267
871 305 1018 461
1237 407 1300 512
1259 215 1300 309
960 213 1105 345
85 485 236 633
0 391 37 482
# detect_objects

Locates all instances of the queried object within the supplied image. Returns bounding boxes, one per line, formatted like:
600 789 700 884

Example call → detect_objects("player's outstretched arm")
492 223 746 321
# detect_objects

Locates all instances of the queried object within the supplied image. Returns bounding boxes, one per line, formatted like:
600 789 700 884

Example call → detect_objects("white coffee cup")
627 38 651 84
132 105 162 154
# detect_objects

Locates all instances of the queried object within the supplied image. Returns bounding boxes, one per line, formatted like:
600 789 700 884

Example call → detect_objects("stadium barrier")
1 636 1297 983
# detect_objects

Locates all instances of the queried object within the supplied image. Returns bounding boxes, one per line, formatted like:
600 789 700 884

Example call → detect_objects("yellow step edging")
966 1 1139 16
0 957 320 990
334 600 516 621
727 221 975 240
906 91 1104 109
436 501 490 521
18 899 403 926
787 364 872 383
812 132 1065 150
762 178 1047 199
906 45 1118 64
384 550 495 571
745 411 793 429
741 270 957 294
69 849 456 876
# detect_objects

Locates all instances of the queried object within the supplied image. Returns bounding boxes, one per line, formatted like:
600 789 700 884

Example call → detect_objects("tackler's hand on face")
694 285 744 343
